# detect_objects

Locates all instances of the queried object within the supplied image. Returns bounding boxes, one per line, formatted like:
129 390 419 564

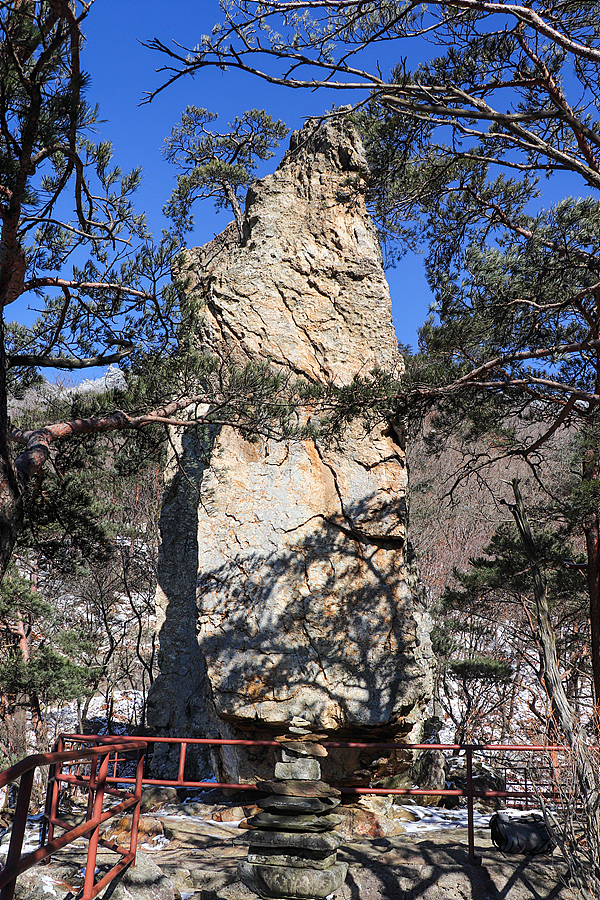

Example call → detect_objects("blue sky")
78 0 432 352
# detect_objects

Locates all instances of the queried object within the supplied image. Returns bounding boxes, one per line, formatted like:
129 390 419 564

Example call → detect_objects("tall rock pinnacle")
147 117 433 783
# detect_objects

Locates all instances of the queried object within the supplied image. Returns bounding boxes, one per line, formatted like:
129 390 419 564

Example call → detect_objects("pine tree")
163 107 288 240
0 563 89 763
435 519 591 740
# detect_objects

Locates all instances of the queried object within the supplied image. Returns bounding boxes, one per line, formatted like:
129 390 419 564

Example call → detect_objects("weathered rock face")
147 117 433 782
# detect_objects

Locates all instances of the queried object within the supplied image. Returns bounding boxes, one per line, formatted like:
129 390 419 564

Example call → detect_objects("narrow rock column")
236 718 347 899
148 117 434 786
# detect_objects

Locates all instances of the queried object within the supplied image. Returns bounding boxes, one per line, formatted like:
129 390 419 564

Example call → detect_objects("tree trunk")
511 487 600 897
584 512 600 709
582 436 600 708
0 695 28 765
510 481 598 796
223 182 244 240
0 319 23 578
510 482 577 740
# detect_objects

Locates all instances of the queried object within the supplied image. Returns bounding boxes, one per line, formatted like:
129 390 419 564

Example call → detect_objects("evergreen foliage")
163 107 288 239
0 645 89 706
0 563 90 762
433 520 592 736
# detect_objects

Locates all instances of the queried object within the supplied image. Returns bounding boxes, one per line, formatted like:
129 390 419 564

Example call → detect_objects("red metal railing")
56 734 567 867
0 739 146 900
0 734 567 897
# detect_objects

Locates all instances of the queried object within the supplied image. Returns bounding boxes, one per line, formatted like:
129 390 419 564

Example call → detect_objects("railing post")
143 741 152 781
42 735 65 855
466 746 481 866
42 764 59 858
129 747 145 866
82 750 111 900
1 768 35 900
177 742 187 785
85 754 98 825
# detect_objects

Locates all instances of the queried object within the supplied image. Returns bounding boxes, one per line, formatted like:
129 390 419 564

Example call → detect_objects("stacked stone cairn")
236 716 348 899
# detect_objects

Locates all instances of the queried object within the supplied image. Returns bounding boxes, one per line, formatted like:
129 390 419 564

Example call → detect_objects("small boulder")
413 748 447 806
100 850 175 899
216 804 261 822
448 761 506 809
390 805 420 822
13 868 72 900
140 786 179 813
103 814 164 844
372 771 413 791
333 805 405 838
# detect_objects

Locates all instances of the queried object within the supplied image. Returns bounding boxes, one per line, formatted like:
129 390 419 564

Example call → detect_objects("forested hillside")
408 423 593 745
0 377 163 767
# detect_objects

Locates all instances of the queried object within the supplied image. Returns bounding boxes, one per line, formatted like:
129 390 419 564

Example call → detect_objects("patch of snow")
394 803 548 833
41 874 59 895
492 807 548 819
204 819 245 828
0 821 40 853
395 804 492 833
140 834 171 851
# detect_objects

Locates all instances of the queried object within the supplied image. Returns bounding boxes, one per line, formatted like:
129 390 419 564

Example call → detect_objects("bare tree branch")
7 346 134 370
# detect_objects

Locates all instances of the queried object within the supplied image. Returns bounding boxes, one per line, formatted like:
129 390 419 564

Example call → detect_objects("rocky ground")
5 797 576 900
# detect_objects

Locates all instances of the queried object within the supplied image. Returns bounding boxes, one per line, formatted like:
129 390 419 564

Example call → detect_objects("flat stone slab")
275 759 322 781
257 780 341 798
258 795 340 814
279 742 328 758
234 829 344 854
238 859 348 899
247 849 338 870
246 811 344 831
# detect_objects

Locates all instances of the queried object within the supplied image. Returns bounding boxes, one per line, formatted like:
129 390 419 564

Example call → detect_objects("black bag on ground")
489 811 553 854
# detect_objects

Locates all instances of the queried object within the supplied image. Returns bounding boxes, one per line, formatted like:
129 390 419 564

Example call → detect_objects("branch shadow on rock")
191 493 430 784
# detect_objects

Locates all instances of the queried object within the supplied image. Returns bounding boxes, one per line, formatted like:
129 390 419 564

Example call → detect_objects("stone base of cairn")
235 717 348 899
